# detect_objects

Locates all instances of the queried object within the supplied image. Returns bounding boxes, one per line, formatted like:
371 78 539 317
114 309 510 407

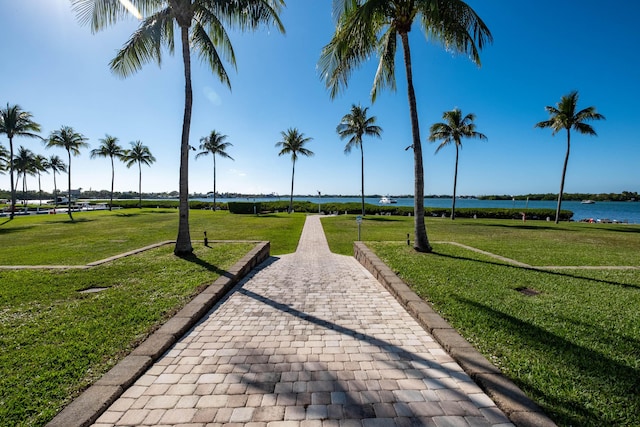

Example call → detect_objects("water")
201 196 640 224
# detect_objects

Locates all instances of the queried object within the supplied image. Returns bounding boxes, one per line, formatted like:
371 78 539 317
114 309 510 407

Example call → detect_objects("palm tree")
535 91 605 224
34 154 50 207
319 0 491 252
46 126 89 220
429 108 487 220
13 146 36 203
48 154 67 206
0 104 41 218
90 135 124 211
196 130 234 210
337 104 382 216
0 144 9 174
275 128 314 214
122 141 156 209
71 0 285 255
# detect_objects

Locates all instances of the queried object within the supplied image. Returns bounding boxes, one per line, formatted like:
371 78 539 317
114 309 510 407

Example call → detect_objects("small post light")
204 230 209 247
407 233 410 246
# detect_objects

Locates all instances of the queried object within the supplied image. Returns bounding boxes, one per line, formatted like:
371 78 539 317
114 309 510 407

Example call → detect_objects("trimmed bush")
228 201 261 214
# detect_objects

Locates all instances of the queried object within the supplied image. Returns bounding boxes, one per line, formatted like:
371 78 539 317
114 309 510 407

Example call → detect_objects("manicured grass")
0 243 253 426
0 209 305 264
322 215 640 426
0 209 306 426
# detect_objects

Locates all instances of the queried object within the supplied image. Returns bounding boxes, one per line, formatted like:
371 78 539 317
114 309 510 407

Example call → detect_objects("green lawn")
0 210 305 426
323 215 640 426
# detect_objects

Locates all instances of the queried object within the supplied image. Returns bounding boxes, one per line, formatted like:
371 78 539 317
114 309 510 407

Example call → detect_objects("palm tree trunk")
138 161 142 209
53 171 58 207
400 32 431 252
9 137 15 219
360 143 365 216
175 25 193 255
556 130 571 224
289 160 295 214
38 173 42 207
109 155 114 211
213 155 216 211
452 145 459 220
67 151 73 221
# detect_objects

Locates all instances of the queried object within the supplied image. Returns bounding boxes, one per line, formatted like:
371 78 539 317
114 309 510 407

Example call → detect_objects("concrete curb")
354 241 557 427
47 241 271 427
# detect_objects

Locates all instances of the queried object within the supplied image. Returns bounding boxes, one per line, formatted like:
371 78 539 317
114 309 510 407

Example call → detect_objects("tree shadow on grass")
469 222 569 231
453 296 640 426
363 216 405 222
430 250 640 290
176 253 233 279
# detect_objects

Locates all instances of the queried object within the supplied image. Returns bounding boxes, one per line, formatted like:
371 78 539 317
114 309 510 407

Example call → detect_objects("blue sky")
1 1 638 197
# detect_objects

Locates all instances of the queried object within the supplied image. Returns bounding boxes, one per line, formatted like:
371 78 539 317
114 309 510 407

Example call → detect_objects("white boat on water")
581 200 595 204
379 196 397 204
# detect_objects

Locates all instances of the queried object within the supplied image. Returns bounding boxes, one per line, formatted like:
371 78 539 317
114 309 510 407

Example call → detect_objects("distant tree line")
478 192 638 202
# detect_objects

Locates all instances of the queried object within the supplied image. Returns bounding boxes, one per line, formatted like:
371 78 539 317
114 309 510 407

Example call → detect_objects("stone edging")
46 241 271 427
353 241 557 427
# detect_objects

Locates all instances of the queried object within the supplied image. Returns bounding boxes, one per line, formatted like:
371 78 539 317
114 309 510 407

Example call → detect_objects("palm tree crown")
71 0 285 255
46 126 89 220
196 130 234 210
0 144 9 174
337 104 382 216
91 135 124 211
535 90 605 223
429 108 486 220
319 0 491 252
13 146 36 196
123 141 156 208
276 128 314 214
0 103 41 218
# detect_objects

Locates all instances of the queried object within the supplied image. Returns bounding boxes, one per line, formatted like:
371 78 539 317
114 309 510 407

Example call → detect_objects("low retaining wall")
354 241 556 427
48 241 271 427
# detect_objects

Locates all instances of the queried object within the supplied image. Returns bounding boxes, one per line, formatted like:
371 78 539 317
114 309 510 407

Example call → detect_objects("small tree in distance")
429 108 487 220
122 141 156 209
90 135 124 211
196 130 234 210
276 128 314 214
535 91 605 223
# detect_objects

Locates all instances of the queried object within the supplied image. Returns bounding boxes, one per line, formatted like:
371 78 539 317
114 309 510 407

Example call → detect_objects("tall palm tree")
13 146 36 202
0 104 41 218
46 126 89 220
34 154 50 207
71 0 285 255
319 0 491 252
337 104 382 216
535 91 605 224
429 108 486 220
196 130 234 210
90 135 124 211
276 128 314 214
48 154 67 206
122 141 156 209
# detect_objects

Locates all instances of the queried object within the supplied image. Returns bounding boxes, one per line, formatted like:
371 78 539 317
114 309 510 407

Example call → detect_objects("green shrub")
228 201 262 214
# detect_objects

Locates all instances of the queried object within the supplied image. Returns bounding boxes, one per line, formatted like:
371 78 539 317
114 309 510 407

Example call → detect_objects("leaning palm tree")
90 135 124 211
122 141 156 209
48 154 67 206
319 0 491 252
71 0 285 255
337 104 382 216
46 126 89 220
276 128 314 214
33 154 50 207
13 146 36 203
535 91 605 224
0 104 41 218
429 108 487 220
196 130 234 210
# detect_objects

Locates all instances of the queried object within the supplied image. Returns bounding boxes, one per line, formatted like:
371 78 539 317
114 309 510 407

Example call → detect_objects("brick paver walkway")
93 215 513 427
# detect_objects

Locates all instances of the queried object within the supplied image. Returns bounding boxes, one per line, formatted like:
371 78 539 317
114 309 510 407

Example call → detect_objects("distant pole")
318 190 321 214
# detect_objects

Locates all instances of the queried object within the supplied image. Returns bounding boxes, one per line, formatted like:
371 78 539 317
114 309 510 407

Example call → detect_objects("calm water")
202 196 640 224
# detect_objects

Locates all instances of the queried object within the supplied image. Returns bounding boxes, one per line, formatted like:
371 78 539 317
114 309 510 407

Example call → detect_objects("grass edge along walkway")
354 241 557 427
46 240 271 427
